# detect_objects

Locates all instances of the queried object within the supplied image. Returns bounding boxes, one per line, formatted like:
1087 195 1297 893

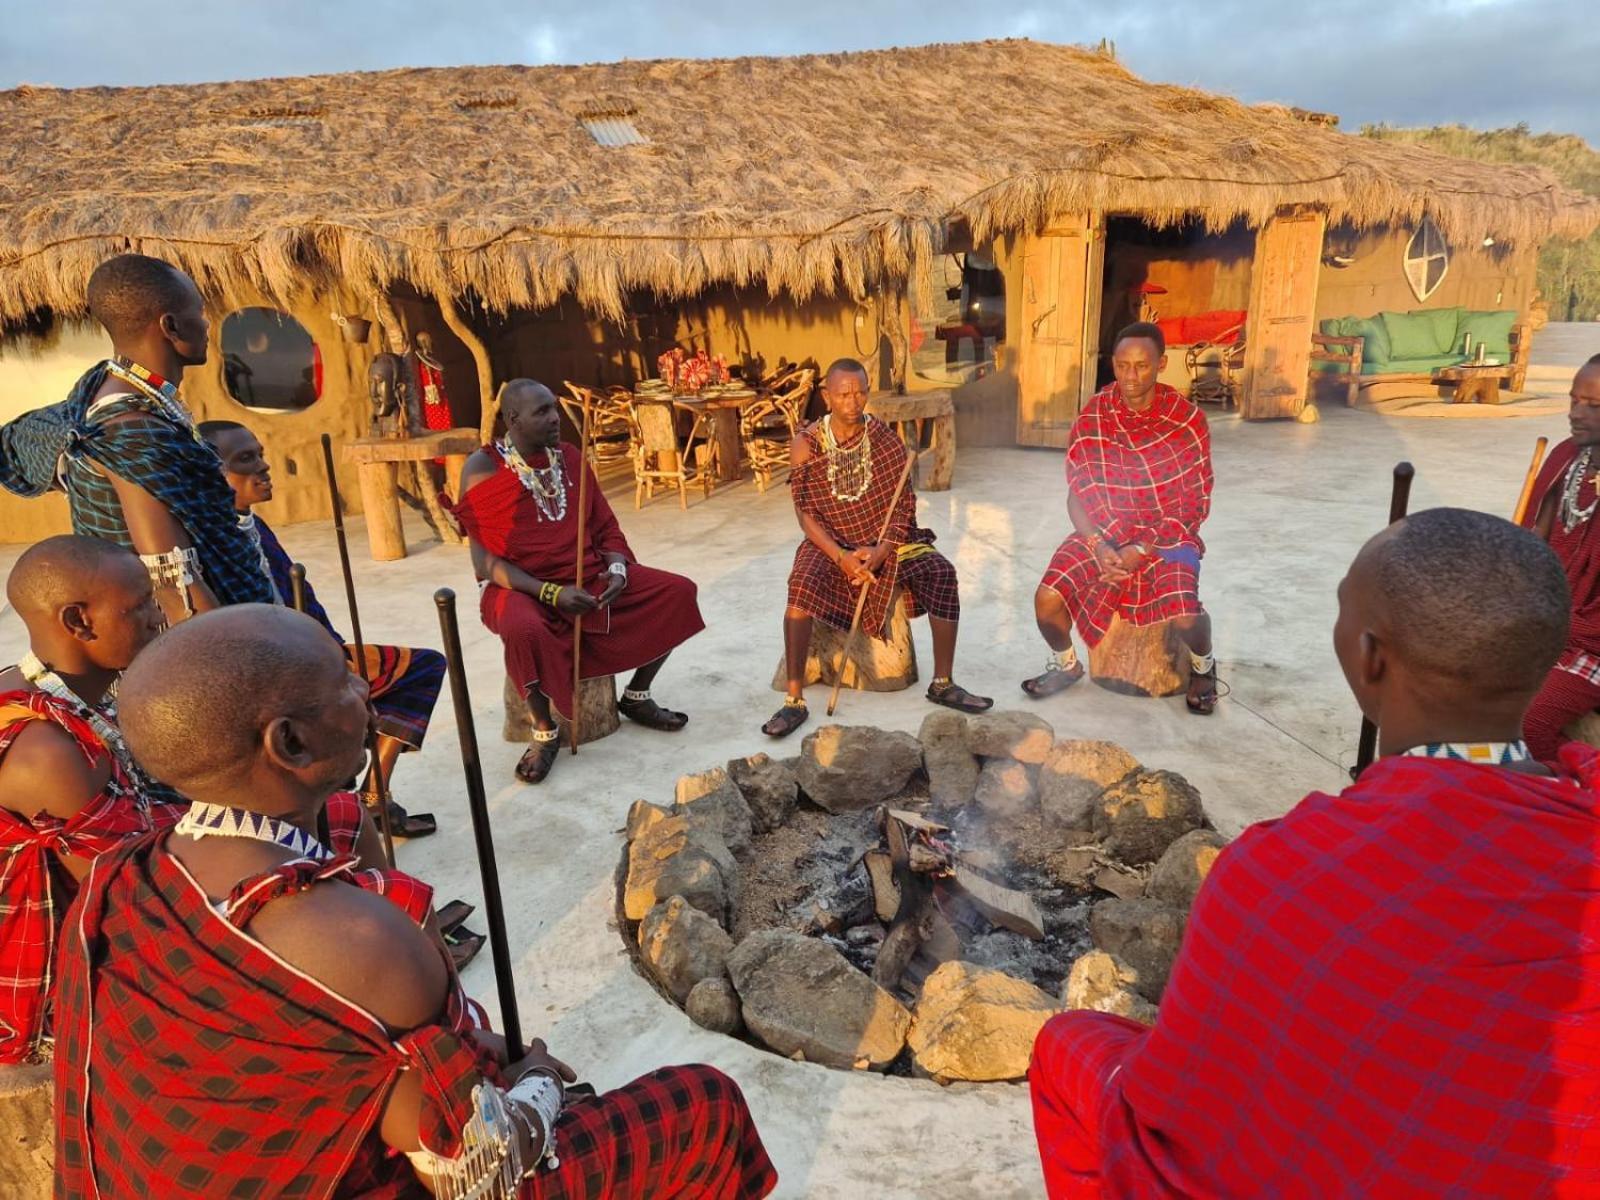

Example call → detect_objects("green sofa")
1310 305 1529 403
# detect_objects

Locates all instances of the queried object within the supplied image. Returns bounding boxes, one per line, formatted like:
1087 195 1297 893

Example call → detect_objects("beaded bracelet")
538 581 561 607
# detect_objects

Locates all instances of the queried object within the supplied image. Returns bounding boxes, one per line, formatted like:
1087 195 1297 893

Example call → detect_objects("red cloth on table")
445 443 703 719
1154 310 1246 348
788 417 958 637
0 691 180 1065
1038 383 1211 646
1030 746 1600 1198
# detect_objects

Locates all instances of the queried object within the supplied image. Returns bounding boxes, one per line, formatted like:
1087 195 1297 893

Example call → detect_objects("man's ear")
61 601 94 643
158 312 180 345
262 715 314 772
1158 352 1169 373
1359 629 1387 689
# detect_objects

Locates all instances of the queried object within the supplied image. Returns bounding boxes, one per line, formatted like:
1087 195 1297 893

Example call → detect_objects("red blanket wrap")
446 444 704 719
0 691 180 1065
1030 746 1600 1198
1522 437 1600 654
1040 383 1211 645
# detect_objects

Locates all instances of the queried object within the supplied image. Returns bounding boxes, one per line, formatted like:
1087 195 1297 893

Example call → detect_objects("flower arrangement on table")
656 348 730 395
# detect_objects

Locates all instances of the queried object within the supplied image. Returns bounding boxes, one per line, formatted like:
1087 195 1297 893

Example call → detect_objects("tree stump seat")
502 674 620 746
0 1063 53 1199
771 593 919 693
1088 615 1192 698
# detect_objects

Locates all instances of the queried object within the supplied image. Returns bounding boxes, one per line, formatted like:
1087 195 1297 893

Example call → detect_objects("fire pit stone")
726 753 799 832
1062 950 1158 1024
965 711 1055 764
1039 740 1143 833
918 710 981 806
1088 897 1188 1001
686 978 743 1034
1147 829 1228 909
973 757 1039 819
639 894 735 1003
795 725 923 813
908 960 1059 1083
623 813 740 925
1093 769 1205 864
674 766 754 854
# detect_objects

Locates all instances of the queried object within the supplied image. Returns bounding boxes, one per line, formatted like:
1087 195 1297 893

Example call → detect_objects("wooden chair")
1184 327 1245 410
630 398 714 509
561 383 635 471
740 368 814 493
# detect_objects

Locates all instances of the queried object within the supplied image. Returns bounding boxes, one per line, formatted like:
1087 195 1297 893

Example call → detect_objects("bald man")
53 606 777 1199
0 254 275 625
1520 353 1600 760
0 535 177 1064
447 379 704 784
1030 508 1600 1197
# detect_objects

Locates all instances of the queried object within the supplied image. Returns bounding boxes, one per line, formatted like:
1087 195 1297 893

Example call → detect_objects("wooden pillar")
433 289 497 445
1240 209 1328 421
355 462 406 561
443 453 470 500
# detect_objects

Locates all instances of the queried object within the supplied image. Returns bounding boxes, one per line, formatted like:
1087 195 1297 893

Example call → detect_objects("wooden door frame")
1014 211 1106 447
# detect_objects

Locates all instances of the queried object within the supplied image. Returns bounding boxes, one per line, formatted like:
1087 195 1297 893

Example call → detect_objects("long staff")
435 587 523 1054
320 433 396 865
826 452 918 717
1511 436 1550 526
1352 461 1415 778
569 394 593 754
289 563 307 614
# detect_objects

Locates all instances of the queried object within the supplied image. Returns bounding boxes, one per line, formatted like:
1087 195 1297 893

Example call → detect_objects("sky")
0 0 1594 143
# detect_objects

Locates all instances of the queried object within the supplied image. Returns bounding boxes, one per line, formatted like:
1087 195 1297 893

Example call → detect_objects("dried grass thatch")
0 39 1594 324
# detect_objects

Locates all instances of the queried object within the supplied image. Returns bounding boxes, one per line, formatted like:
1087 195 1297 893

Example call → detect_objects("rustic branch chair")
561 382 636 471
1184 326 1245 410
629 398 715 509
740 369 814 493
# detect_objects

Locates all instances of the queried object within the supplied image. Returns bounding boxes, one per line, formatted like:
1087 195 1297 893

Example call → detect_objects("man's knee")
1035 585 1066 620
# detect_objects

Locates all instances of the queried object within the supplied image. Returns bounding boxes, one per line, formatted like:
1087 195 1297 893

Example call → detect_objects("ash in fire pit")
618 711 1227 1084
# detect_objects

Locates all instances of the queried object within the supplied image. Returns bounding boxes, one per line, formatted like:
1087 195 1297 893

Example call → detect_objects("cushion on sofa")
1346 317 1390 365
1382 307 1460 359
1458 309 1517 360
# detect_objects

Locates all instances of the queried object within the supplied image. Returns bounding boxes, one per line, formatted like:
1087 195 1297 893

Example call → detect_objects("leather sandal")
761 700 810 739
617 695 689 732
514 734 561 784
1021 661 1085 699
445 925 486 970
1186 667 1220 716
436 900 476 934
927 680 993 713
363 793 437 840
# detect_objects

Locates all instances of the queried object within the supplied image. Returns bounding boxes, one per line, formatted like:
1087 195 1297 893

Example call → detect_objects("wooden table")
342 428 480 561
1434 364 1507 406
867 389 956 491
667 391 760 483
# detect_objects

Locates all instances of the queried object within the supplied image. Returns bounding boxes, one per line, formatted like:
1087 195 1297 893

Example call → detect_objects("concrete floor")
0 399 1573 1197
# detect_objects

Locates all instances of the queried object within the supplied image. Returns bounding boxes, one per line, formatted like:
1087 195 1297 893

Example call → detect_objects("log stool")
0 1063 53 1199
771 593 919 692
1088 616 1192 698
502 674 620 746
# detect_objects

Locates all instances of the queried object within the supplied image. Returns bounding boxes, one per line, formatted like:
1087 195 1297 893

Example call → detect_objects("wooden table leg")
356 461 406 561
925 412 956 491
712 409 743 482
443 453 469 500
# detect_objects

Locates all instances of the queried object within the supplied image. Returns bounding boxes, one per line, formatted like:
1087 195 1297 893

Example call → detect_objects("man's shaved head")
5 536 164 675
824 358 869 388
1346 507 1569 698
6 535 140 618
118 605 364 792
85 254 202 344
499 378 561 451
501 378 555 416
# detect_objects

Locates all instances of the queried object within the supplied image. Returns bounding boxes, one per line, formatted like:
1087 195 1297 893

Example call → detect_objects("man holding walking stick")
762 357 991 738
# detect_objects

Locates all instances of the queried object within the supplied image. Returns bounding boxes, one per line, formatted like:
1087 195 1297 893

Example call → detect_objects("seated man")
54 605 778 1199
1023 322 1217 714
199 418 445 839
1030 508 1600 1197
448 380 703 784
1520 353 1600 760
0 535 180 1064
762 357 990 738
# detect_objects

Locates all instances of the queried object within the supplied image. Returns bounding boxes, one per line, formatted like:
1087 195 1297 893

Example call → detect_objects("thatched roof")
1 38 1595 324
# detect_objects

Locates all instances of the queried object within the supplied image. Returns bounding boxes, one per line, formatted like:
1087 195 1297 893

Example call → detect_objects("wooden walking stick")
1352 460 1416 779
288 563 307 613
568 393 593 754
435 587 524 1054
1512 436 1550 526
826 452 918 718
320 433 396 866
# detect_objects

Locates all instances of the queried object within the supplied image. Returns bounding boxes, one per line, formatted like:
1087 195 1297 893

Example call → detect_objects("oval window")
1403 216 1450 303
220 308 323 412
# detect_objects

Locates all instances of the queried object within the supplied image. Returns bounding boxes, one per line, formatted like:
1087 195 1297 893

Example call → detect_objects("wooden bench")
342 429 479 561
868 390 956 492
771 592 918 693
1088 616 1192 698
502 674 620 746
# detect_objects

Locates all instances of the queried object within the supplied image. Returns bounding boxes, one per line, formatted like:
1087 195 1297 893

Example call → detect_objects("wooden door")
1240 210 1327 420
1016 214 1104 447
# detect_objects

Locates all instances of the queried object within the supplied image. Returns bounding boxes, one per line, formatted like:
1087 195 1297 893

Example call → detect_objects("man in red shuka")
1029 507 1600 1198
1023 322 1217 714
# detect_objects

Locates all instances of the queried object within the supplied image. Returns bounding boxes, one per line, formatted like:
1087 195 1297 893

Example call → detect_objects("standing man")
447 380 703 785
1023 322 1217 713
0 536 179 1065
1520 353 1600 760
763 358 990 738
0 254 274 623
198 419 446 839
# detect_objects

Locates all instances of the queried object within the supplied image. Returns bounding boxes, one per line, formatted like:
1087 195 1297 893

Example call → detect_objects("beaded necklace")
1402 740 1531 766
100 357 202 444
821 414 874 503
174 801 331 862
497 438 569 522
18 651 150 812
1559 447 1600 534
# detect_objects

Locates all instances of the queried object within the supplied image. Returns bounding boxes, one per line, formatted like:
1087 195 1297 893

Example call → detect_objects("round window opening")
220 308 323 412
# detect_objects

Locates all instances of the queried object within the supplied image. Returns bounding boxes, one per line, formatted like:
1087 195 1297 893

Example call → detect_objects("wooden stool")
771 594 918 693
502 674 620 746
1088 616 1192 698
342 429 480 561
0 1063 53 1199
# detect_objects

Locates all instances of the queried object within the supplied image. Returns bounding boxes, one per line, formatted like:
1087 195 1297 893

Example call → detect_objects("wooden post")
443 453 471 499
355 461 405 561
433 289 497 444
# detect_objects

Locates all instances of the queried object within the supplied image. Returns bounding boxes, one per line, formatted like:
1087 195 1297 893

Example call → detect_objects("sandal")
762 699 810 739
1186 667 1220 716
927 680 993 713
445 925 486 970
617 694 689 732
364 794 437 840
436 900 476 934
1021 661 1085 699
515 733 561 784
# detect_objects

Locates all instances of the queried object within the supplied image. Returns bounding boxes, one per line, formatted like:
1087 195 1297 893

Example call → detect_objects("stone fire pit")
617 710 1227 1084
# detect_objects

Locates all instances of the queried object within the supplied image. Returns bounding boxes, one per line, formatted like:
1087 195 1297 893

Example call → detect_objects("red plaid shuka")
788 417 959 637
446 443 703 720
1040 383 1211 645
0 691 180 1065
1030 745 1600 1198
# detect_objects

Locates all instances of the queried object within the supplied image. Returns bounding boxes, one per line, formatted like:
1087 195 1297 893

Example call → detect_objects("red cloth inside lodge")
1031 746 1600 1198
1154 309 1247 347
